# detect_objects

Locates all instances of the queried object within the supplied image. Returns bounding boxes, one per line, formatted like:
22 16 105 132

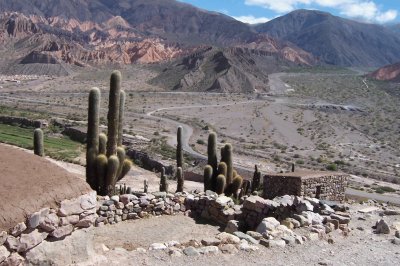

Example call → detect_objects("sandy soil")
0 144 92 231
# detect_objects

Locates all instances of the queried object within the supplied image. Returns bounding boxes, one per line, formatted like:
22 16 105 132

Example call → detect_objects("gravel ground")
87 204 400 266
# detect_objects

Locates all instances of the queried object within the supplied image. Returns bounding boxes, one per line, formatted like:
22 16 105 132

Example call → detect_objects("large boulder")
256 217 280 234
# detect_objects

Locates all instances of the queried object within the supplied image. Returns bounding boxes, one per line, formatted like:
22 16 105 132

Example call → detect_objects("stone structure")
263 171 349 201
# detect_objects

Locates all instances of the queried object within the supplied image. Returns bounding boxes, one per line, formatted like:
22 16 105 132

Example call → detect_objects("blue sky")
178 0 399 24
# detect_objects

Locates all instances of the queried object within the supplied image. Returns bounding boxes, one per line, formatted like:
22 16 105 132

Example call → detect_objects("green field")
0 123 83 162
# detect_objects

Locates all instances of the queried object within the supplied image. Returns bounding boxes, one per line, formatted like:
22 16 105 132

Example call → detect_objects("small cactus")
218 162 227 177
252 165 261 193
160 167 168 192
226 175 243 197
118 159 132 181
203 165 213 192
126 186 132 194
216 174 226 195
176 126 183 168
176 167 184 192
144 179 148 193
291 163 295 172
33 128 44 157
116 146 126 178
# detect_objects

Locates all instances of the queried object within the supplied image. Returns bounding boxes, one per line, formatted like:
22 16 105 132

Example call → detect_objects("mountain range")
0 0 400 85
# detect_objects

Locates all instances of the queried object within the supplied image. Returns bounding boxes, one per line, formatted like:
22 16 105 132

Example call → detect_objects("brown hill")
369 62 400 82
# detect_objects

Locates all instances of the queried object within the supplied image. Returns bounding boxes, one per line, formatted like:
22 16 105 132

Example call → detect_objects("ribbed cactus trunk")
207 133 218 189
86 87 100 189
117 90 126 146
176 167 184 192
33 128 44 157
160 167 168 192
203 165 213 192
216 174 226 195
252 164 261 193
224 143 233 185
106 71 121 157
176 126 183 169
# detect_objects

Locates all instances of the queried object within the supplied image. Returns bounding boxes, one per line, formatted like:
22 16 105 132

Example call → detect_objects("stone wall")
0 115 46 128
263 176 302 199
301 174 348 201
0 191 97 265
263 172 349 202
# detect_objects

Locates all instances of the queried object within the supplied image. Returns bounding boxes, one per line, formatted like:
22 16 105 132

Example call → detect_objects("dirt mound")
0 144 92 231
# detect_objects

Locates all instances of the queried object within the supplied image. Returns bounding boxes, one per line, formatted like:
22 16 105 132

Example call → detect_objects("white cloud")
244 0 398 23
376 10 398 23
233 15 271 24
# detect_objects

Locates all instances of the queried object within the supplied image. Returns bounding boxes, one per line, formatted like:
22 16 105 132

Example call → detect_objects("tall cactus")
252 165 261 193
86 87 100 188
117 90 126 146
176 167 184 192
160 167 168 192
85 71 132 196
176 126 183 168
203 165 213 192
33 128 44 157
106 70 121 157
224 143 233 185
207 132 218 174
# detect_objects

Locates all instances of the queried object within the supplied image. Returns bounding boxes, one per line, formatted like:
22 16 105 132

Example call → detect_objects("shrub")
326 163 338 171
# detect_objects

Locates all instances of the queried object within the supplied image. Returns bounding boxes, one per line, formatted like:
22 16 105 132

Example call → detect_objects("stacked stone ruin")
263 171 349 201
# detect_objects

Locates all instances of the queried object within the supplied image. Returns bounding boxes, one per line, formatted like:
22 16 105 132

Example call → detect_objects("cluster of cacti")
86 71 133 196
119 184 132 194
33 128 44 157
159 167 169 192
251 164 261 193
203 132 243 197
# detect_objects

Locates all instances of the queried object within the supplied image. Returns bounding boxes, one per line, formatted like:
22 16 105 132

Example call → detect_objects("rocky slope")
255 10 400 67
150 45 313 93
369 62 400 82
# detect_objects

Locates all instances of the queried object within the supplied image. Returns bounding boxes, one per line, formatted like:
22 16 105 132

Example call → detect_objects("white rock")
256 217 280 234
0 231 7 246
376 219 391 234
216 232 241 244
18 230 45 252
149 243 167 250
76 214 97 228
0 246 10 263
3 252 24 265
28 208 49 229
225 220 239 234
239 239 259 251
5 235 19 251
165 240 180 247
59 191 96 216
111 195 120 203
11 222 27 236
39 213 59 232
50 225 74 239
216 195 233 206
198 246 219 254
